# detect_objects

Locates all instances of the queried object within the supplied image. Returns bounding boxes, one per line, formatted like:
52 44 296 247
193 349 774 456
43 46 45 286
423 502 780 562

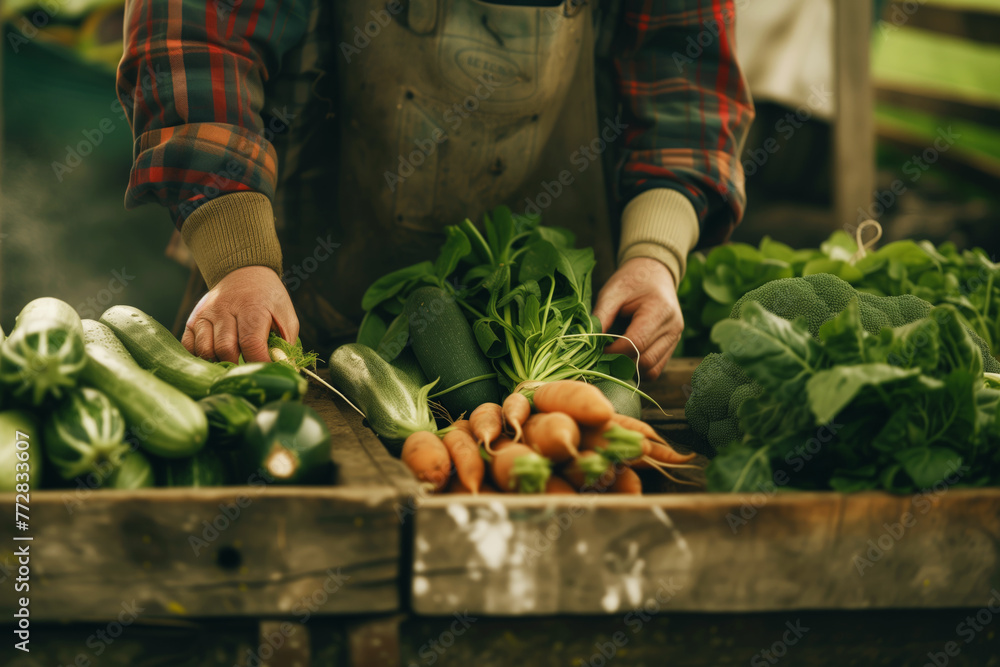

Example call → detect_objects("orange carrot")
608 413 667 445
532 380 614 426
579 422 644 463
523 412 579 464
470 402 503 452
490 443 551 493
451 419 475 437
502 392 531 443
609 467 642 494
401 431 452 491
632 439 698 469
561 451 614 491
442 428 485 494
544 476 578 494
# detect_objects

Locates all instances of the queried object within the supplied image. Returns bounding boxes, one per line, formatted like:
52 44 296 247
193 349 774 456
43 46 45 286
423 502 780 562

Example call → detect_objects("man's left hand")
592 257 683 380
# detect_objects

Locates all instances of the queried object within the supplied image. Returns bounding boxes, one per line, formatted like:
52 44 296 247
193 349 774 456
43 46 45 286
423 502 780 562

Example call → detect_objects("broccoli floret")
689 274 1000 452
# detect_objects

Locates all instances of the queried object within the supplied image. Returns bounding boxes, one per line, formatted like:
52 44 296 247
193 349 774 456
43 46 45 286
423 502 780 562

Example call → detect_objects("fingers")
238 311 274 362
605 305 660 356
273 297 300 344
213 315 241 363
638 325 682 380
592 280 627 334
191 319 217 361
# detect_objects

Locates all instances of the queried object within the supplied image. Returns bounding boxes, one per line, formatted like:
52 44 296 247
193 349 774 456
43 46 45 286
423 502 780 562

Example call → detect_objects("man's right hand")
182 266 299 363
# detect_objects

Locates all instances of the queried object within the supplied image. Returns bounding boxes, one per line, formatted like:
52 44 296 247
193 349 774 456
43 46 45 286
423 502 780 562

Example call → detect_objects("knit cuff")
180 192 283 289
618 189 701 285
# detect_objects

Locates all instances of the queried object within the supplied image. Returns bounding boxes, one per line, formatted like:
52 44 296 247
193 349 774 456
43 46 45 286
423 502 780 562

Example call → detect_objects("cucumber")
328 343 437 452
209 362 308 407
242 401 331 483
156 449 229 487
594 379 643 420
105 449 154 489
0 410 43 491
0 297 87 405
100 305 226 397
199 394 257 447
44 387 129 479
403 286 500 419
390 346 429 388
79 322 208 458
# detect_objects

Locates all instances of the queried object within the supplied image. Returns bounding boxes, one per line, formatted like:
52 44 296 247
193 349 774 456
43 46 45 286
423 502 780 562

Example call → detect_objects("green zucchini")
79 321 208 458
209 362 308 406
242 401 331 483
594 379 643 420
100 305 226 397
390 346 429 387
0 297 87 405
156 449 229 487
44 386 129 479
328 343 437 452
403 286 500 419
0 410 43 492
199 393 257 446
104 449 154 489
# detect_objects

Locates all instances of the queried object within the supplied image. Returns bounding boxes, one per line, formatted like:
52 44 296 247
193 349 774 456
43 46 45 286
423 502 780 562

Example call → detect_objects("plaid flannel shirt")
118 0 753 259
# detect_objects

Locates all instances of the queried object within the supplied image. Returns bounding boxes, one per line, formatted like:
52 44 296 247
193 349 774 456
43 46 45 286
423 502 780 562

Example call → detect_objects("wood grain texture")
399 609 1000 667
0 381 404 622
410 489 1000 615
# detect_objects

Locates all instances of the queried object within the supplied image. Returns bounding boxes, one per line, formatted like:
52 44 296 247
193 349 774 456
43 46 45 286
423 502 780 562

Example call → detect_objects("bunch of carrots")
400 380 699 494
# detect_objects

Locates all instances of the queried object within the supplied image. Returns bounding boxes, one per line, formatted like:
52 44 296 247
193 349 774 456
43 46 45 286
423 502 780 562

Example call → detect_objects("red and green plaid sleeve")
614 0 754 246
117 0 311 225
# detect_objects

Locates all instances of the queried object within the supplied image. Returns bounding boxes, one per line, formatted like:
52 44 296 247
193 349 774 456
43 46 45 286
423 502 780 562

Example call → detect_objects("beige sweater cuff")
618 189 701 285
180 192 284 289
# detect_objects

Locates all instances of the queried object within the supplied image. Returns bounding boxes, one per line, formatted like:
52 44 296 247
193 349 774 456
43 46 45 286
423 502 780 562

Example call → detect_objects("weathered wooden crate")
408 358 1000 616
0 378 416 623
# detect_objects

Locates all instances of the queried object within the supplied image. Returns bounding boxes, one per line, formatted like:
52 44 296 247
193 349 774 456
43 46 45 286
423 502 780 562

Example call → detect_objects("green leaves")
706 292 1000 493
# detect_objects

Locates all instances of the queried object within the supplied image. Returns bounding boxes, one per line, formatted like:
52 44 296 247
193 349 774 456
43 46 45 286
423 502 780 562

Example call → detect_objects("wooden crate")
0 378 417 622
408 358 1000 615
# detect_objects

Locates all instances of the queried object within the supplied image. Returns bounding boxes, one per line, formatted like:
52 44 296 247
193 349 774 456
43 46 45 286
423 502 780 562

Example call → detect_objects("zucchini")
390 346 429 387
156 449 229 487
79 321 208 458
242 400 331 483
44 386 129 479
0 297 87 405
209 362 308 406
199 393 257 446
100 305 226 397
0 410 43 492
594 379 643 420
403 286 500 419
328 343 437 452
104 449 154 489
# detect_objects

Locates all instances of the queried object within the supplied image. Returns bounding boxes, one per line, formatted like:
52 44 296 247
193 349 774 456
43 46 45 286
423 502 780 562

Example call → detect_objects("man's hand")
182 266 299 363
592 257 683 380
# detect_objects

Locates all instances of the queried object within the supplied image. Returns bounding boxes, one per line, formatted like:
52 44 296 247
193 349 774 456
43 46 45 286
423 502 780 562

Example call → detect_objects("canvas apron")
177 0 618 355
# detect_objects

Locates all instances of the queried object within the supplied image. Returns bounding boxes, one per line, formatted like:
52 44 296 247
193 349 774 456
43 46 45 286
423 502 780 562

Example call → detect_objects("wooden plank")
410 489 1000 614
885 1 1000 45
0 380 405 622
399 609 1000 666
834 0 875 230
643 357 699 410
1 486 400 621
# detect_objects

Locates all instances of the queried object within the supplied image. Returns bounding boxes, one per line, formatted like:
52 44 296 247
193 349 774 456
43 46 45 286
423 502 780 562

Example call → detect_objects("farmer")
116 0 753 379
